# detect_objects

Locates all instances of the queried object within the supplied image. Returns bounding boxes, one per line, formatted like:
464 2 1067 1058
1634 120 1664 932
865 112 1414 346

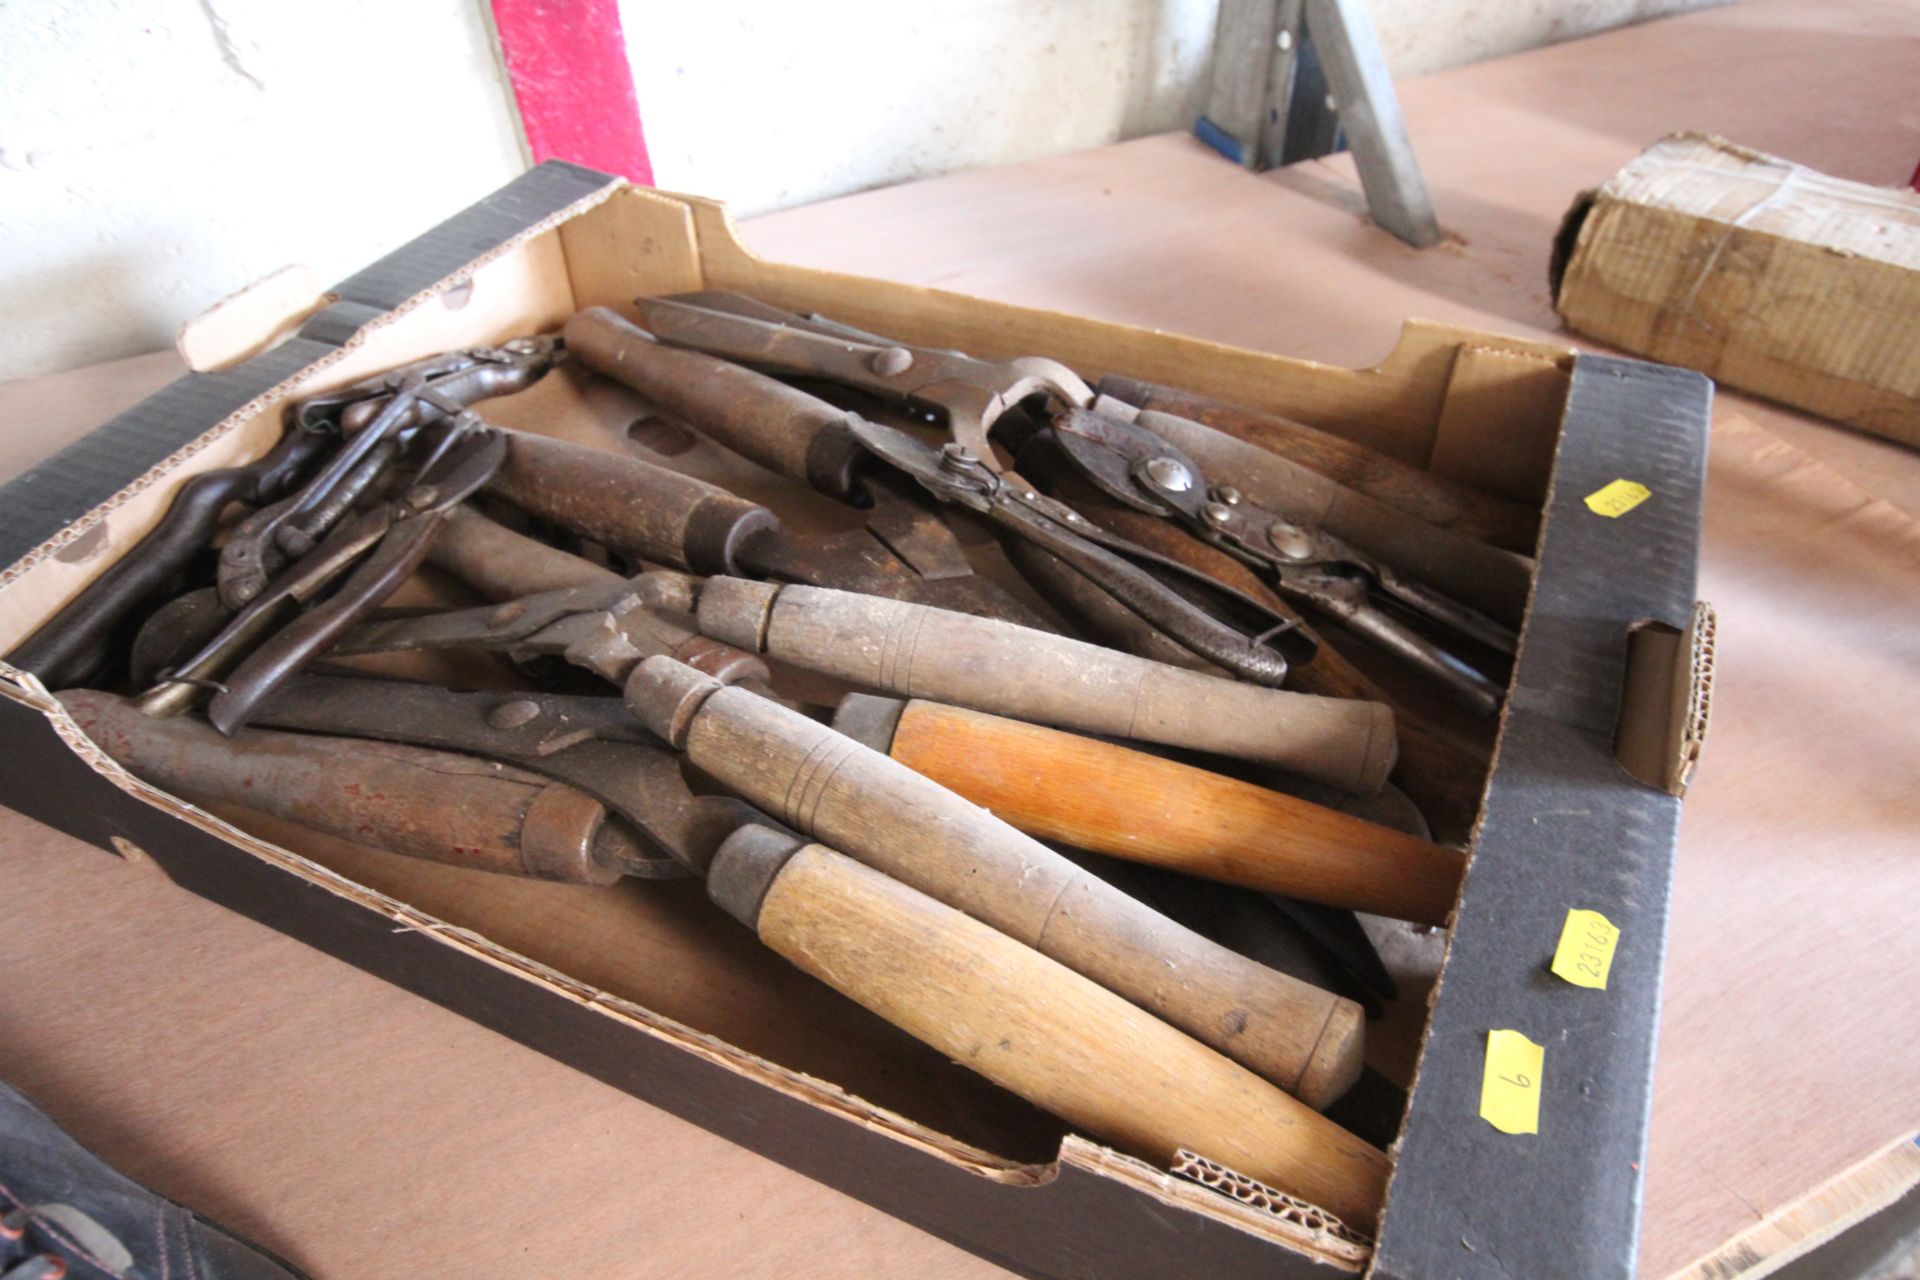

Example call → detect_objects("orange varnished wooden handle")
710 830 1390 1231
884 699 1464 926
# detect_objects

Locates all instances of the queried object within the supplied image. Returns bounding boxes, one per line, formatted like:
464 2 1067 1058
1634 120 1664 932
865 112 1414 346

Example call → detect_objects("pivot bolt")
870 346 914 376
1267 522 1314 560
1143 457 1194 493
940 442 979 471
1214 485 1242 506
487 699 542 730
1204 501 1233 526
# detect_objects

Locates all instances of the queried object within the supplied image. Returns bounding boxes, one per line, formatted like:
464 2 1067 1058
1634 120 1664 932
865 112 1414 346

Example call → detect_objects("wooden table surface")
5 3 1919 1276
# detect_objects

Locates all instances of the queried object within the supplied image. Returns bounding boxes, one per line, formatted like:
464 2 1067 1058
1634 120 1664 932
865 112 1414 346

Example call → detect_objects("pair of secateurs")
609 294 1519 713
129 342 560 731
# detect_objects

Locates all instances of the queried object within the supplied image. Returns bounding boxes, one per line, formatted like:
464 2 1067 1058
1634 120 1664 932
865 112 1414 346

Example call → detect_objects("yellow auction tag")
1551 908 1621 990
1480 1030 1544 1135
1583 478 1651 517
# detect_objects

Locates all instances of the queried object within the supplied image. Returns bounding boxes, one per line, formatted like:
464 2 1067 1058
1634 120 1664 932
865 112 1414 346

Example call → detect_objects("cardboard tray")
0 162 1712 1280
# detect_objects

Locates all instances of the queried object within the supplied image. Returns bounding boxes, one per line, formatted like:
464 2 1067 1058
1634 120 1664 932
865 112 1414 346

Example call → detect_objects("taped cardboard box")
1554 131 1920 449
0 163 1711 1279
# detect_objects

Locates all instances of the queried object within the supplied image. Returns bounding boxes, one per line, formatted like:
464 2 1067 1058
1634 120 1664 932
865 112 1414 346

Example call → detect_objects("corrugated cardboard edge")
176 264 331 373
1616 601 1717 796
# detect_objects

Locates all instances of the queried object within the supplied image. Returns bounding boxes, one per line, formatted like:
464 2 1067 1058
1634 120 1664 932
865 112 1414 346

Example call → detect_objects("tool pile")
11 292 1540 1235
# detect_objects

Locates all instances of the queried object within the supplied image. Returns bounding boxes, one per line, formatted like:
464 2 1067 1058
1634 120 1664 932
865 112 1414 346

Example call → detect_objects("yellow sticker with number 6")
1551 908 1621 990
1480 1030 1544 1135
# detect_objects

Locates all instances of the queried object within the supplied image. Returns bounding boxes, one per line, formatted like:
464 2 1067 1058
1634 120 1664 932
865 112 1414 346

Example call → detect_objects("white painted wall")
1370 0 1729 76
625 0 1221 216
0 0 1727 382
0 0 526 382
630 0 1730 216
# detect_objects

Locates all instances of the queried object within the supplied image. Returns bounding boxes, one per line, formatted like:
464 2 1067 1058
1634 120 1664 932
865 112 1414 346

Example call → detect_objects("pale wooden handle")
628 659 1364 1106
884 699 1464 925
711 832 1389 1230
695 578 1398 794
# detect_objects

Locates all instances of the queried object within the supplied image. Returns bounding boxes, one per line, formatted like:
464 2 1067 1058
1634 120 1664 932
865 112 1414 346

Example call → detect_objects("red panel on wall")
491 0 653 184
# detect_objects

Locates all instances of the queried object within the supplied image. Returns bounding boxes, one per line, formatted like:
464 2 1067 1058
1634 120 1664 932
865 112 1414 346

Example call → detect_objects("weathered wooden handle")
628 658 1365 1107
489 428 778 576
1098 374 1540 553
429 506 624 599
60 690 629 884
709 828 1390 1229
839 696 1464 925
695 578 1396 794
565 307 865 497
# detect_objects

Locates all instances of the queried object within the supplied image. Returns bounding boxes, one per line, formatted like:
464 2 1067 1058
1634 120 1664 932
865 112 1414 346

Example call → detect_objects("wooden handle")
629 658 1364 1106
709 830 1389 1230
60 691 628 884
429 506 624 599
863 698 1463 925
695 578 1398 795
565 307 864 497
489 428 778 576
1098 374 1540 553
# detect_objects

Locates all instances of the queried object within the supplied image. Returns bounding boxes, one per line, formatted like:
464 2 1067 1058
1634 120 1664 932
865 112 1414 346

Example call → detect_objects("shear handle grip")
695 577 1397 795
59 690 623 884
849 697 1465 926
430 506 625 599
489 428 778 577
565 308 864 500
710 828 1389 1229
629 660 1366 1109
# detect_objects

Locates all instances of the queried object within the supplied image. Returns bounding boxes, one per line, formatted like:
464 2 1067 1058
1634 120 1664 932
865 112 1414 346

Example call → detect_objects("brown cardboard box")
1554 132 1920 449
0 163 1711 1279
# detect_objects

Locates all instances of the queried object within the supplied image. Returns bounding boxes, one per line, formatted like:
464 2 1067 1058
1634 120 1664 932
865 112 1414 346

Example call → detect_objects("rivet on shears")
870 347 913 376
487 699 543 730
1266 522 1315 560
1143 457 1195 493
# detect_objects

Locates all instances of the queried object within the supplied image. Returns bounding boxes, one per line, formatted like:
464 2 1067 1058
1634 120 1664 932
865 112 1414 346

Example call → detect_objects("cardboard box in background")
1554 131 1920 450
0 163 1711 1279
